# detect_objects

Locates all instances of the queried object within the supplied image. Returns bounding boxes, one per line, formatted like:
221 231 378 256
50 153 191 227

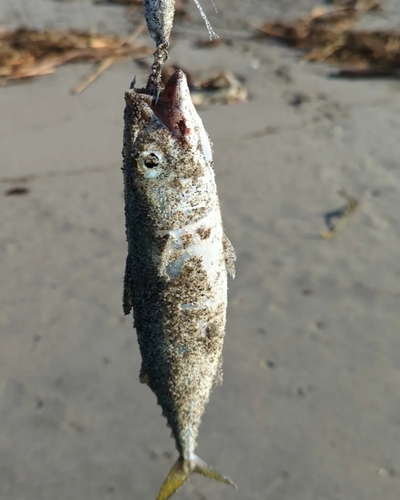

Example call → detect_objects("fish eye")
143 152 160 169
137 152 163 178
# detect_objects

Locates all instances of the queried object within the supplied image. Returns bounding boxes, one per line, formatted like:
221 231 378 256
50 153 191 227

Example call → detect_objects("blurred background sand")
1 0 400 499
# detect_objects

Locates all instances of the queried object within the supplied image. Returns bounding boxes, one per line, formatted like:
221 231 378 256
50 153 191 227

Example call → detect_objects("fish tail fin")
156 455 236 500
193 455 236 487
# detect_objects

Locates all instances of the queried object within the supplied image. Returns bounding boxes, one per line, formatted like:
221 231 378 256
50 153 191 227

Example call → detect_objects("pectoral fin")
223 234 236 279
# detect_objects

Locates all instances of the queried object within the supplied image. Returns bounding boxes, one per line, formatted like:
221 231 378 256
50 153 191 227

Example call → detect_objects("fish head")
123 70 216 230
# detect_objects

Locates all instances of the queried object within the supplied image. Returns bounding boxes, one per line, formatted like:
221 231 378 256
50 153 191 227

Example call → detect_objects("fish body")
122 70 236 499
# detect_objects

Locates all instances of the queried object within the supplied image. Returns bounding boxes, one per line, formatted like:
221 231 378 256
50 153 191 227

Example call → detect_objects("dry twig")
71 20 147 94
255 0 400 74
0 27 152 87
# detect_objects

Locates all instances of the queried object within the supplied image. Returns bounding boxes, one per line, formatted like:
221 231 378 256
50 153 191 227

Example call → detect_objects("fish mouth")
150 70 212 161
126 70 212 159
150 70 194 139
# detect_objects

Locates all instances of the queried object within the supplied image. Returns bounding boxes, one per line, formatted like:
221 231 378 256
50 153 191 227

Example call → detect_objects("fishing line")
192 0 219 39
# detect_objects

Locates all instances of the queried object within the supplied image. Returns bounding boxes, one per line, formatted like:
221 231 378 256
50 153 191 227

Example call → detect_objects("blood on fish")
151 72 193 139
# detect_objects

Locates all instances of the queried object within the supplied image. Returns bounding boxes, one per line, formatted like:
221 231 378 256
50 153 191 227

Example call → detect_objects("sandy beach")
1 0 400 499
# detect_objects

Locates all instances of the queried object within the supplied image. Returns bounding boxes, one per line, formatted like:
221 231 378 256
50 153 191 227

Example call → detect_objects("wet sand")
1 1 400 499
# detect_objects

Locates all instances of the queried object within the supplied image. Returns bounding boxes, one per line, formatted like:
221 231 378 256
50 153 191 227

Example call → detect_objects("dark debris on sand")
255 0 400 77
0 27 152 85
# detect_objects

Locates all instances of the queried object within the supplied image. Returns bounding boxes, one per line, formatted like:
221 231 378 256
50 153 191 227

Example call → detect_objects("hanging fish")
122 69 236 500
143 0 218 93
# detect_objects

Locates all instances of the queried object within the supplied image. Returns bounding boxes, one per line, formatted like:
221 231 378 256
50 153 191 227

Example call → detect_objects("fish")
122 69 236 500
143 0 218 93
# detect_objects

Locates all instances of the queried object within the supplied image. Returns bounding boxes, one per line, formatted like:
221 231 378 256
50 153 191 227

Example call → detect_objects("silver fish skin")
122 70 236 500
